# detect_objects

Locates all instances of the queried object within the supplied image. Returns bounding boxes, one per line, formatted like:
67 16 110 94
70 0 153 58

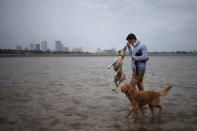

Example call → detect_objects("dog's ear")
121 84 129 94
121 84 127 93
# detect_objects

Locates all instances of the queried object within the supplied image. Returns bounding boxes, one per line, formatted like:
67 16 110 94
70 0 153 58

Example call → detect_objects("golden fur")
121 84 172 118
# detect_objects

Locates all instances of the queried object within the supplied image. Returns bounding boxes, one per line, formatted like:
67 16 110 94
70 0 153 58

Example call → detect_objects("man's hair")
126 33 137 40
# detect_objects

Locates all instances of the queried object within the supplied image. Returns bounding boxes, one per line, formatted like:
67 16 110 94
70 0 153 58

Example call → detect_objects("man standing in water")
126 33 149 91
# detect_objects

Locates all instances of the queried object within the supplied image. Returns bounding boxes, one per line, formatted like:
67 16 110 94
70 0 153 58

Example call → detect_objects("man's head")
126 33 137 45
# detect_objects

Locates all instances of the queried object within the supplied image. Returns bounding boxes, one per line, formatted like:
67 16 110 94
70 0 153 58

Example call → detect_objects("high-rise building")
55 41 63 51
16 45 22 50
41 41 48 51
30 43 35 50
35 44 40 50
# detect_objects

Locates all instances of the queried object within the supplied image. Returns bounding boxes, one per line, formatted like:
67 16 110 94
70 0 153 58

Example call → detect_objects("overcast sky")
0 0 197 52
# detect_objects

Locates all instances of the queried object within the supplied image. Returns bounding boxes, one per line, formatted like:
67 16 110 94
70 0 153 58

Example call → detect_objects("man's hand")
126 42 130 47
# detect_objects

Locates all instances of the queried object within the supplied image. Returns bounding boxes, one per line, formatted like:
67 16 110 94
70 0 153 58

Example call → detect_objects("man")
126 33 149 91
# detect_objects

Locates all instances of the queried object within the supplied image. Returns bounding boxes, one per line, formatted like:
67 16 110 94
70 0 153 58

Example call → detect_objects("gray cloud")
0 0 197 52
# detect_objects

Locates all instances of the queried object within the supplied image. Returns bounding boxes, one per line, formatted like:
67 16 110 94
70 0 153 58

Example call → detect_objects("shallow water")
0 56 197 131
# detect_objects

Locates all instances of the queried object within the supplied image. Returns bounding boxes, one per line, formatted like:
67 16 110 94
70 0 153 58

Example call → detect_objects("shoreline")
0 54 197 57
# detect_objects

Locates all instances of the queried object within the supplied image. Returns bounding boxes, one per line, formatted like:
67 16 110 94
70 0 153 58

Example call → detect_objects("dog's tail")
159 86 172 96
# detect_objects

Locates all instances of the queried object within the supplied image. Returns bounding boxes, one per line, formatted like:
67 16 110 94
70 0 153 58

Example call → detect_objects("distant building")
41 41 48 51
35 44 40 50
16 45 22 50
72 47 83 52
192 50 197 53
24 47 29 50
30 43 35 50
103 50 116 55
55 41 63 51
111 47 116 52
63 47 69 52
96 48 104 54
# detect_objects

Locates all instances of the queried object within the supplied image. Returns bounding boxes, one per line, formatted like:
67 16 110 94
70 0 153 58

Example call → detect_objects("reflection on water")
0 56 197 130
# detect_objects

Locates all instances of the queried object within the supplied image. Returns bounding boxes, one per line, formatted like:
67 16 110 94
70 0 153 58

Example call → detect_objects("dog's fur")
108 46 127 92
121 84 172 118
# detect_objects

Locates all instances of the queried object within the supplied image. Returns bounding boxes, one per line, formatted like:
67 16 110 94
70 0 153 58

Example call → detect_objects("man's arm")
133 44 148 61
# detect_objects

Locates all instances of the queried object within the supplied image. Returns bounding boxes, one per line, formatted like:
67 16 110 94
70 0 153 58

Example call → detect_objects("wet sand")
0 56 197 130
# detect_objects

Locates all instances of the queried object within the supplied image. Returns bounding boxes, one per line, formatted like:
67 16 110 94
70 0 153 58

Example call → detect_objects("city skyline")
7 40 197 53
1 0 197 52
12 40 116 52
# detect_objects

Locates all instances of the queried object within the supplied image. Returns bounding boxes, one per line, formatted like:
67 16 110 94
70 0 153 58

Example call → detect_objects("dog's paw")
112 88 116 92
112 88 118 94
107 65 112 69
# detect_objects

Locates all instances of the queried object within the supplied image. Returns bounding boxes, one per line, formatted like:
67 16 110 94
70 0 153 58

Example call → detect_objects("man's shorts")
132 69 145 83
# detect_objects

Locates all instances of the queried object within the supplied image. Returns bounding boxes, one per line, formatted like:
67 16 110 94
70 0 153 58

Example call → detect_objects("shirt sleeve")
127 45 133 56
133 44 148 61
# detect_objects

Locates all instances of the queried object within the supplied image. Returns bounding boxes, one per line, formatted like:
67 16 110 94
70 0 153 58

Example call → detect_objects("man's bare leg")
137 82 144 91
130 78 138 89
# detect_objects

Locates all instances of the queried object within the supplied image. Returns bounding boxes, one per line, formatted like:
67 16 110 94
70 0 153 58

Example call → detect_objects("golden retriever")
121 84 172 118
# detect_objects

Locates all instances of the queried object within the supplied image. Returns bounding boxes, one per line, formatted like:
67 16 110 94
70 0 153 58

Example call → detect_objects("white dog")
108 46 127 92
